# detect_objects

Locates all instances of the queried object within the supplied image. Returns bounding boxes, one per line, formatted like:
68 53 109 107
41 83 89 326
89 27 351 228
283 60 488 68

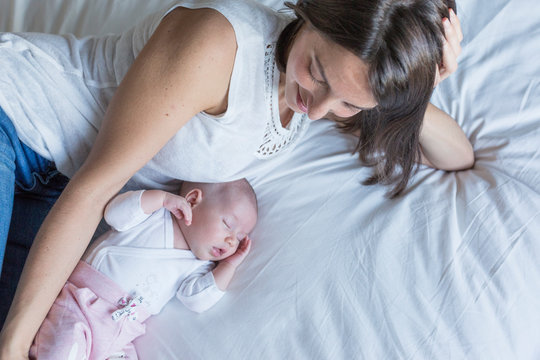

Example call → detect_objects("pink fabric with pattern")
29 261 150 360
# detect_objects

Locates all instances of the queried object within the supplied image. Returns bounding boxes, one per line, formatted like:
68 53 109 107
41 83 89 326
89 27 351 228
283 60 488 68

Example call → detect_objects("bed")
2 0 539 359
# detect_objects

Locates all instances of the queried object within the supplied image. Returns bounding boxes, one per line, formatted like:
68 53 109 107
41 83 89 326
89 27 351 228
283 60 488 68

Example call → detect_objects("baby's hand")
162 192 192 225
221 237 252 268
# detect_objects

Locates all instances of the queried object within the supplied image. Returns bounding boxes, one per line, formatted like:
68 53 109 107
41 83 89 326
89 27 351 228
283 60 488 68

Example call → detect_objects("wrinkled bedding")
1 0 539 358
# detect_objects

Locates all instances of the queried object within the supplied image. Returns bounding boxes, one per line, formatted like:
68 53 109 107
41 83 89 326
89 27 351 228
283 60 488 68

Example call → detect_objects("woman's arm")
419 102 474 170
419 9 472 170
0 7 236 358
434 8 462 86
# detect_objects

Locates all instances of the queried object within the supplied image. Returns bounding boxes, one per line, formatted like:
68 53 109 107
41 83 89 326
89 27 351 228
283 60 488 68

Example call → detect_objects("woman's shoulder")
166 0 290 45
161 5 236 47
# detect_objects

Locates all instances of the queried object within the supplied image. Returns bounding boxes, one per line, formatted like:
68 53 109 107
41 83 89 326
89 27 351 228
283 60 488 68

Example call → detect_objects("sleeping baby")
29 179 257 359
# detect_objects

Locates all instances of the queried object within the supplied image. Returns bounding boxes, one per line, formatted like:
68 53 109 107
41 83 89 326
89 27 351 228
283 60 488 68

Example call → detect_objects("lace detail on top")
255 44 310 159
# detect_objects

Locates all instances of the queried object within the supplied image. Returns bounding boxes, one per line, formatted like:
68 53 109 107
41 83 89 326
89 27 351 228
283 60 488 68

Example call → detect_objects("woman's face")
284 24 377 121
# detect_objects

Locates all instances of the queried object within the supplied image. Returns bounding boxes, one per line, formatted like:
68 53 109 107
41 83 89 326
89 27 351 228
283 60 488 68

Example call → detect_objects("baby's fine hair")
180 179 258 214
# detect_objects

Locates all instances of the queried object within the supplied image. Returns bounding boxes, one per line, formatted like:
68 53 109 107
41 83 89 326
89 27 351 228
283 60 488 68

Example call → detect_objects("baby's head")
177 179 258 261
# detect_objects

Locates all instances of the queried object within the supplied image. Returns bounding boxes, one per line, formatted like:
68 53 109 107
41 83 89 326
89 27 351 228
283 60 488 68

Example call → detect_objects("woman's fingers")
434 64 442 87
445 9 462 57
449 8 463 42
441 35 458 77
435 9 463 86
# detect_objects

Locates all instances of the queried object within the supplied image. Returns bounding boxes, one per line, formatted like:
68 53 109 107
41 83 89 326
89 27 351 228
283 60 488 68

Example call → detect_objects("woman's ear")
185 189 203 208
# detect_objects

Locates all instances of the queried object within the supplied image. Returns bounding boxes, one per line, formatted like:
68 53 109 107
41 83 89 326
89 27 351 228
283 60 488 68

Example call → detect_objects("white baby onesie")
83 190 225 314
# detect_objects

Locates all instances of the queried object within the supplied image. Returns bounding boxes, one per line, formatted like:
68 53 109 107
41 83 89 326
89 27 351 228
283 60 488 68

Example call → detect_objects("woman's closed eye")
344 102 361 113
309 64 327 87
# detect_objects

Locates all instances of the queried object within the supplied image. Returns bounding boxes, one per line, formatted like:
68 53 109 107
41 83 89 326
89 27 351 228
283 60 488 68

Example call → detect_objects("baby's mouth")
212 247 225 257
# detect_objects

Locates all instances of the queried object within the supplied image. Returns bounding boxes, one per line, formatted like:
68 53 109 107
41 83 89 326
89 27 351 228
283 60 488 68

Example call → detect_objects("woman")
0 0 470 357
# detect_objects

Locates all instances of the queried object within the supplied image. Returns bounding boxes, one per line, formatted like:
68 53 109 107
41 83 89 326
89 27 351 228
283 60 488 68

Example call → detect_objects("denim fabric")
0 106 69 326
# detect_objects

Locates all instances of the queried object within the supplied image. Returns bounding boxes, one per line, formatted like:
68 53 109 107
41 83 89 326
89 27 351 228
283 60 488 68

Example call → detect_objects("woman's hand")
0 342 27 360
434 8 463 87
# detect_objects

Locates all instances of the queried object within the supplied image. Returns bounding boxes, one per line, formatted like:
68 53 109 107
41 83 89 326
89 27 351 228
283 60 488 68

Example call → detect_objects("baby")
29 179 258 360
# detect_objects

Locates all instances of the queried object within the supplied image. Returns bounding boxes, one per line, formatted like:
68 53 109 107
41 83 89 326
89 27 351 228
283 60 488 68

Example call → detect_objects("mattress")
1 0 539 359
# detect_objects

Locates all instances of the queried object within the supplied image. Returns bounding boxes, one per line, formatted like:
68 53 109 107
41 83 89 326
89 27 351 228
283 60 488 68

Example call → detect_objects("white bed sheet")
1 0 539 359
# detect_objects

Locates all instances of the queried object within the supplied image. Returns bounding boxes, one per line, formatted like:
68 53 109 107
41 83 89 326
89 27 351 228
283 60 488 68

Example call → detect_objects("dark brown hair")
276 0 455 197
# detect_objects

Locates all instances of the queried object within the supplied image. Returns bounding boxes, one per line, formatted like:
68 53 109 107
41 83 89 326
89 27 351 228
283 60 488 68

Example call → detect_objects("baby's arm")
212 238 252 291
177 238 252 313
104 190 191 232
104 191 150 231
177 266 224 314
140 189 191 224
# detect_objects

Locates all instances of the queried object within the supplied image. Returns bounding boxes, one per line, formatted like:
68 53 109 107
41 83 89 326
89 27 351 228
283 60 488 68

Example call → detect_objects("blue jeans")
0 106 69 326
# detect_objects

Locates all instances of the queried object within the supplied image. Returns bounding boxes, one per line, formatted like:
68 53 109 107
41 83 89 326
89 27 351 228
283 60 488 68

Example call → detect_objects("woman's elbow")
439 143 475 171
452 142 475 170
420 142 475 171
460 148 475 170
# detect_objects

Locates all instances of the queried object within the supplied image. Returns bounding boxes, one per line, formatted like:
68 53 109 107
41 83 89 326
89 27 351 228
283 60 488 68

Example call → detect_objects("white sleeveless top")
0 0 310 191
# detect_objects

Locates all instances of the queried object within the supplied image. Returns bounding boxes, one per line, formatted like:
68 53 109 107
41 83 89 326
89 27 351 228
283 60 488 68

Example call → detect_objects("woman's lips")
296 91 308 113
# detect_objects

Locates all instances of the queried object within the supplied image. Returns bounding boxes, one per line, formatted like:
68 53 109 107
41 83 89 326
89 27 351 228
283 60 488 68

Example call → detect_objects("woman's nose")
307 92 332 120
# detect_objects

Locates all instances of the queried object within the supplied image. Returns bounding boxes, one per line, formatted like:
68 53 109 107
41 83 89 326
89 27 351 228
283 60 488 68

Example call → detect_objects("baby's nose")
226 236 236 247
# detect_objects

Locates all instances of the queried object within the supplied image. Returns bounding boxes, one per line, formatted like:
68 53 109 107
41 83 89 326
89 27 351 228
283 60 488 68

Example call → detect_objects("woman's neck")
278 72 293 128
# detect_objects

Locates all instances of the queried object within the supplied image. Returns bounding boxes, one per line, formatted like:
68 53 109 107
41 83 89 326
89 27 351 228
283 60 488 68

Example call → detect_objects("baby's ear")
185 188 203 208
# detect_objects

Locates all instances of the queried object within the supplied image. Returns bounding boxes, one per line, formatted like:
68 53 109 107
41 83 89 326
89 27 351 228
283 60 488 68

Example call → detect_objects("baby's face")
180 194 257 261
